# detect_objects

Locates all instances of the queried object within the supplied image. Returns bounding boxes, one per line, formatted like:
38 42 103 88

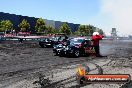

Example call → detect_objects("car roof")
71 37 90 40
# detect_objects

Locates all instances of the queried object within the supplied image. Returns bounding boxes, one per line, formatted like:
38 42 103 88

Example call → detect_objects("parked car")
39 37 53 48
39 36 68 48
53 37 95 57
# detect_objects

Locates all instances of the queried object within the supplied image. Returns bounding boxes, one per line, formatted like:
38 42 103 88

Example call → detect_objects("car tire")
74 50 80 57
43 44 47 48
54 52 58 56
56 52 60 56
54 50 60 56
40 44 46 48
40 44 44 48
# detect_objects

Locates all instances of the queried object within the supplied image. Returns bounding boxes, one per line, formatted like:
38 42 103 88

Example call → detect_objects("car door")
83 40 95 54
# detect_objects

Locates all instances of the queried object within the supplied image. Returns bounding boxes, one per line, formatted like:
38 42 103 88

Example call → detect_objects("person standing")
91 32 104 57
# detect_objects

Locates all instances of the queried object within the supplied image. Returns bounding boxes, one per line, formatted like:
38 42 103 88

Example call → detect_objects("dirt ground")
0 39 132 88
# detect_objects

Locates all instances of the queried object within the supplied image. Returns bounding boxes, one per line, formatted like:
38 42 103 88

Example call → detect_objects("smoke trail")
101 0 132 36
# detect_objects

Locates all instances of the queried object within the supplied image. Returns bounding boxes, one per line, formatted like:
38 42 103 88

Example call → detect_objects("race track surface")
0 40 132 88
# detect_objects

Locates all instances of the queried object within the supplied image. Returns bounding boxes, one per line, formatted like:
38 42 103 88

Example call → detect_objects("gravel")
0 40 131 88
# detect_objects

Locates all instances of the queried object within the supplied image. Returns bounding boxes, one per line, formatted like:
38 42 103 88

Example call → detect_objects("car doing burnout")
53 37 96 57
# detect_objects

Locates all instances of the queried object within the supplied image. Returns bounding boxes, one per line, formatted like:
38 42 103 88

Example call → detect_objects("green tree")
88 25 94 35
35 18 47 33
97 29 104 35
74 30 80 36
18 19 30 32
46 25 55 34
84 25 91 35
0 20 13 32
77 25 89 36
53 29 59 34
59 22 71 35
78 25 84 35
75 25 94 36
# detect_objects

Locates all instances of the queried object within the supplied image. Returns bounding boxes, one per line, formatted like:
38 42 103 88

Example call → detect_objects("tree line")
0 18 104 36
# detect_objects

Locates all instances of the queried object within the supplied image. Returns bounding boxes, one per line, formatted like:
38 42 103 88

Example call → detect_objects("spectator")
91 32 104 57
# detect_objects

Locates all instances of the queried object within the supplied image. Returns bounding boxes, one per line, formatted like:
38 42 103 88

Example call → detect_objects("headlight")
65 47 69 50
53 45 57 48
65 47 71 50
53 46 56 49
58 45 63 48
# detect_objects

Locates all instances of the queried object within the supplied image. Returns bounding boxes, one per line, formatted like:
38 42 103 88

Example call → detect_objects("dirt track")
0 40 132 88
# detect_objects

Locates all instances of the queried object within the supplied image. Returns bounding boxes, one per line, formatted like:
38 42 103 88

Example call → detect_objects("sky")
0 0 132 36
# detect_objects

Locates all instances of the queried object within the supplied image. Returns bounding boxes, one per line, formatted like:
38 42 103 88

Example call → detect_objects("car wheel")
55 52 60 56
40 44 44 48
54 50 60 55
74 50 80 57
54 52 58 56
44 44 47 48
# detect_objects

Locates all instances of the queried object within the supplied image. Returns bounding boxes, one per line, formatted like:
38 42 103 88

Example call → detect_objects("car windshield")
50 36 66 41
44 38 50 42
70 38 84 45
49 37 59 41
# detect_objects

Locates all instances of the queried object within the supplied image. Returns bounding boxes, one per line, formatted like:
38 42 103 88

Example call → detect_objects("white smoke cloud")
100 0 132 36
